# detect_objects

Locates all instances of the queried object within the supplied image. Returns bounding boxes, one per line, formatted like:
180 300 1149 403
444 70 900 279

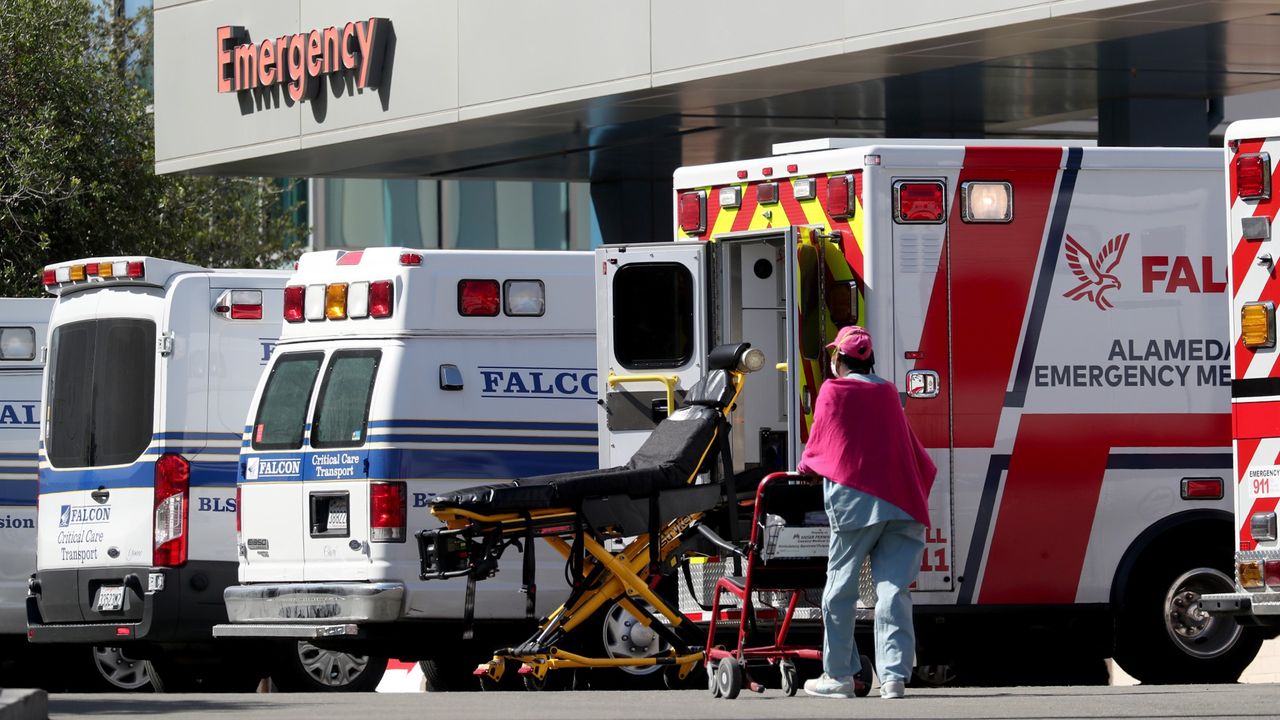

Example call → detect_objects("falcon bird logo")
1063 232 1129 311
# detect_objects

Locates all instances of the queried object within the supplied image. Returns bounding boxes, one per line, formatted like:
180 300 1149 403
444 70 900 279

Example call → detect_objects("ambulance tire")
80 646 154 692
268 641 385 693
143 656 263 693
420 658 485 692
1114 557 1263 684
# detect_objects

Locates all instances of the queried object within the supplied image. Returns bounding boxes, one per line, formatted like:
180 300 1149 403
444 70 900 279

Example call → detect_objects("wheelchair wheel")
780 660 798 697
854 655 873 697
708 662 721 697
715 658 742 700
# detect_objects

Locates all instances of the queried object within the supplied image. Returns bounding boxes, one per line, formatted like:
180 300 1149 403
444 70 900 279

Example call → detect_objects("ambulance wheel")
780 661 798 696
1115 560 1263 684
715 658 742 699
269 641 385 692
854 655 873 697
421 658 485 692
90 646 153 691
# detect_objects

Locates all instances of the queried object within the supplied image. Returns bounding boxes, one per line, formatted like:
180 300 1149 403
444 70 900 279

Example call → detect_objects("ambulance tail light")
458 280 499 317
1237 152 1272 201
826 175 854 219
894 181 946 223
214 290 263 320
153 453 190 567
369 280 393 318
1241 302 1276 349
1240 560 1264 590
283 286 305 323
678 191 706 235
370 481 406 542
1266 559 1280 589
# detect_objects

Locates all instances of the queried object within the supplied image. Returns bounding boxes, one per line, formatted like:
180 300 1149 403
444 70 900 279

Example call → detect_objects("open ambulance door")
596 243 708 469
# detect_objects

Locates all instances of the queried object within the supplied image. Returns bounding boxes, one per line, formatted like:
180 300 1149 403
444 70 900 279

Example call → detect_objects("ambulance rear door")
597 244 707 469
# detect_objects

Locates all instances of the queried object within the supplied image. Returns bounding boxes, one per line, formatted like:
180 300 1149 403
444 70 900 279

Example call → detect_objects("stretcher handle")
694 523 745 558
607 372 678 417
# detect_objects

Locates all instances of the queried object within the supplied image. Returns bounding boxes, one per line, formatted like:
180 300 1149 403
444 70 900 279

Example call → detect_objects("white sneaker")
880 679 905 699
803 673 856 698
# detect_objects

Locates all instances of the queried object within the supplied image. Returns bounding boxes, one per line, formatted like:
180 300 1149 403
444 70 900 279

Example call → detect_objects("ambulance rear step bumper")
222 582 405 624
1202 591 1280 627
212 623 360 640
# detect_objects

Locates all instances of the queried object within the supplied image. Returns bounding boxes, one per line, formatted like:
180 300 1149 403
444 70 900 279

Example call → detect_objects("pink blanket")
796 375 937 525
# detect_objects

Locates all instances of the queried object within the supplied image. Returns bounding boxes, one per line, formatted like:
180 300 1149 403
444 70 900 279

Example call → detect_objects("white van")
216 248 598 689
26 257 384 691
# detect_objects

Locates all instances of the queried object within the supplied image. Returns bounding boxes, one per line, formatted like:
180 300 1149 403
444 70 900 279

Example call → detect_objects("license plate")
327 498 348 533
310 492 350 537
95 585 124 612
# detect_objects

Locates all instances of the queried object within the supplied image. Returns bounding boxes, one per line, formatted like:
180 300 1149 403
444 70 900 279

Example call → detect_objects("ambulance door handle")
906 370 940 399
91 488 110 504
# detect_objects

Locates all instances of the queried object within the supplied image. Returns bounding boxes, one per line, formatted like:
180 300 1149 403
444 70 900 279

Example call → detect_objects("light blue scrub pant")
821 519 926 682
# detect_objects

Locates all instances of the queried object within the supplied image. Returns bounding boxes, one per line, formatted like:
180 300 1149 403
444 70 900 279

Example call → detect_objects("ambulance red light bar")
1237 152 1272 201
153 453 190 567
289 282 394 322
369 280 393 318
370 481 406 542
678 191 706 235
43 259 147 290
283 285 305 323
827 175 854 219
458 279 500 317
894 181 946 224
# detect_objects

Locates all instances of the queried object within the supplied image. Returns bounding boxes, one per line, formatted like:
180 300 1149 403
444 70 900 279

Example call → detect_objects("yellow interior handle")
775 362 788 372
607 373 678 415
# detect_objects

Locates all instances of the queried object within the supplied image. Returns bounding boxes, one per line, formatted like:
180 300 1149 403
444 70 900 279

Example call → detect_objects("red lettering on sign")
1142 255 1227 294
216 18 390 102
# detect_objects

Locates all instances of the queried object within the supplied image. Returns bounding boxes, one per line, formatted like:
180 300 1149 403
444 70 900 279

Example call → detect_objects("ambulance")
0 298 52 685
214 248 598 690
25 257 382 692
1200 119 1280 639
597 140 1261 684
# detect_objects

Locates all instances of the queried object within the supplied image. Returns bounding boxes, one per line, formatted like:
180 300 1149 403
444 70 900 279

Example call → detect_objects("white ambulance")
0 298 53 685
26 257 381 692
597 140 1260 684
1200 119 1280 639
215 248 598 690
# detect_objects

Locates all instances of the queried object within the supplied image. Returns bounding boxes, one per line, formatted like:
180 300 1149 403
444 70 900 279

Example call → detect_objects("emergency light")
504 280 545 317
458 279 500 317
1240 560 1264 590
1237 151 1271 201
961 182 1013 223
370 481 406 542
287 281 395 322
826 175 854 219
154 453 190 567
43 259 145 291
1241 301 1275 349
678 191 706 235
894 181 946 223
0 327 36 361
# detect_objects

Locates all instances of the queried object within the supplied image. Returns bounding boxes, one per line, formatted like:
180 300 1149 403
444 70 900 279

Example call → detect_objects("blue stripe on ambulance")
240 446 596 483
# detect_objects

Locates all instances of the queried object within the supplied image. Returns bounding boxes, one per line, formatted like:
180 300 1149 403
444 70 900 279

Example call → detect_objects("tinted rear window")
612 263 694 369
46 319 155 468
252 353 323 451
311 351 380 449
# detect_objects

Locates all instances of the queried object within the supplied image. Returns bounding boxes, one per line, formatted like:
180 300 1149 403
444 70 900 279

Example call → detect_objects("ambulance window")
612 263 694 369
46 318 155 468
311 350 380 449
252 353 323 451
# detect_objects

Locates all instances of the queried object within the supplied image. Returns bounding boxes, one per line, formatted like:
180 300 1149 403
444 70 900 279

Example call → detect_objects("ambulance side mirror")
439 364 463 391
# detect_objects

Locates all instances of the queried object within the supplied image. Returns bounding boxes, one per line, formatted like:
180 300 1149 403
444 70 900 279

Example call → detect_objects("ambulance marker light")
116 627 131 637
348 281 370 318
864 154 881 166
787 164 798 173
229 290 263 320
112 261 128 277
55 267 71 283
794 178 816 201
283 286 305 323
1241 302 1275 349
1238 152 1271 200
677 191 706 235
1180 477 1222 500
399 253 423 266
41 269 56 286
827 175 853 219
304 285 325 321
69 265 85 282
762 167 773 177
370 481 406 542
1240 560 1264 590
736 170 748 179
1265 559 1280 588
458 280 499 317
325 283 348 320
718 186 741 209
98 262 114 278
895 181 946 223
126 261 144 278
369 280 394 318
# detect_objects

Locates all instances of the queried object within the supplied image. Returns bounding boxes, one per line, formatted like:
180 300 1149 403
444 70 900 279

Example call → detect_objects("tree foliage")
0 0 306 297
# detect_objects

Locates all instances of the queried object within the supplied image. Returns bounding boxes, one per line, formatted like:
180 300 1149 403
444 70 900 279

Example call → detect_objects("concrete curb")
0 689 47 720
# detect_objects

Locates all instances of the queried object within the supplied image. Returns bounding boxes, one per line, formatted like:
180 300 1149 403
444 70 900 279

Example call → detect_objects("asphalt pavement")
46 685 1280 720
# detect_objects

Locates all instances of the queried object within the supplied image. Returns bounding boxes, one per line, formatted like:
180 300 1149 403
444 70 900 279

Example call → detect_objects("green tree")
0 0 306 298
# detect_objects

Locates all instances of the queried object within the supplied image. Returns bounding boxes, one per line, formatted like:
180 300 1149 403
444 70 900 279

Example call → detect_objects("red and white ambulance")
598 140 1261 683
1201 120 1280 639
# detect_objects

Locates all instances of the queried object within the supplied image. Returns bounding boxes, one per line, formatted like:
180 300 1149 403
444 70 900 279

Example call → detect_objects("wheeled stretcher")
418 344 764 688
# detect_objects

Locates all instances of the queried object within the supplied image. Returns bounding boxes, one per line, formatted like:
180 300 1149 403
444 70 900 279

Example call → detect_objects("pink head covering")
826 325 873 361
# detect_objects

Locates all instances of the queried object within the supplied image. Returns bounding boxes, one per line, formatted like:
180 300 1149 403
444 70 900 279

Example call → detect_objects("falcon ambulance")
1201 119 1280 638
24 257 382 691
599 140 1258 684
0 298 51 680
214 248 598 688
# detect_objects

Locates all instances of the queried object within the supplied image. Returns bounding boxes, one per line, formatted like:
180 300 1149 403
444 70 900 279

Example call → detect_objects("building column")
589 179 670 245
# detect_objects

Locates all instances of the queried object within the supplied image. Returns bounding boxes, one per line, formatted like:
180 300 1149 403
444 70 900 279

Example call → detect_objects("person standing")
797 325 936 700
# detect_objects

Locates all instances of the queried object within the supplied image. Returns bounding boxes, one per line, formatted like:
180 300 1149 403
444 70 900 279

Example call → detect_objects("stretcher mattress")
431 406 719 514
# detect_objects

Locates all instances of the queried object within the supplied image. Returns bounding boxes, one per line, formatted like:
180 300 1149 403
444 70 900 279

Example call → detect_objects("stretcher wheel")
715 658 742 700
854 655 873 698
522 670 565 692
780 660 798 697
